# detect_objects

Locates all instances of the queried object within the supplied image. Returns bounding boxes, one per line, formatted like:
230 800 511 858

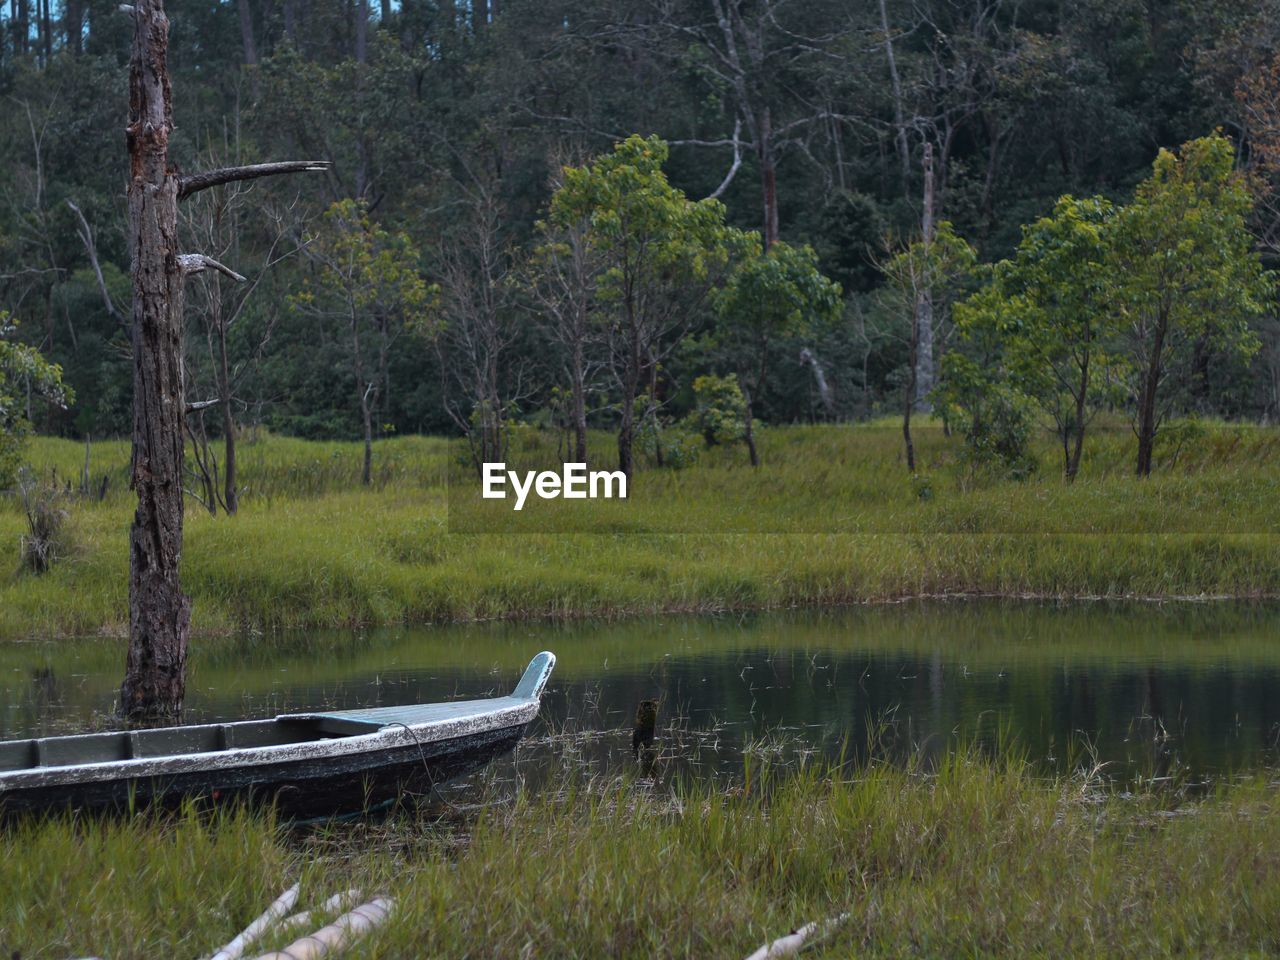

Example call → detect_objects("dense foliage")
2 0 1279 463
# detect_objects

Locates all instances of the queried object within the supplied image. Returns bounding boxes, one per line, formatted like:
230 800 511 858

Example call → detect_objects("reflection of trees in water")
31 666 59 704
8 603 1280 779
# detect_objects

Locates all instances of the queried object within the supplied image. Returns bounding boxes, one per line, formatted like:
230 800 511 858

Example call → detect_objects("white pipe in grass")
275 890 363 937
251 897 395 960
209 883 300 960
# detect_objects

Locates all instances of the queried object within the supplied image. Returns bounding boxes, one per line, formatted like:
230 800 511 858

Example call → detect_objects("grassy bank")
0 421 1277 641
5 750 1280 958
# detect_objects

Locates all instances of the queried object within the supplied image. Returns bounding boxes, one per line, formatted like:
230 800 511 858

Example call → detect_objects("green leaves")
880 221 977 318
548 135 738 300
715 240 842 348
1 312 72 486
297 199 439 332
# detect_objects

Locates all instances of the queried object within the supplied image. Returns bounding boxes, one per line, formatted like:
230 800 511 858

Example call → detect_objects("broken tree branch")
177 254 247 283
178 161 330 201
66 199 126 330
186 398 223 413
743 913 850 960
706 118 744 201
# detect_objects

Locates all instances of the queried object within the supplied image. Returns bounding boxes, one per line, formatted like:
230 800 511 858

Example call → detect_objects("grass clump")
5 753 1280 958
16 470 70 575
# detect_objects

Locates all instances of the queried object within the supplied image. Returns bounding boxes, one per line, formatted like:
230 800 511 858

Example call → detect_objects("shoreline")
4 586 1279 646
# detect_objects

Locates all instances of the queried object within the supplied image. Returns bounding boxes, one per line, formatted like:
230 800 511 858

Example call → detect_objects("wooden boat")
0 651 555 819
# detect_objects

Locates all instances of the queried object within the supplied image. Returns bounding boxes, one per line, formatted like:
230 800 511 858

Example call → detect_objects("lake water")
4 601 1280 784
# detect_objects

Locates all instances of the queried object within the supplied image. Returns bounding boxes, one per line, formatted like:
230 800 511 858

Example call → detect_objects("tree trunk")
40 0 52 63
354 0 368 62
121 0 192 723
17 0 29 55
617 390 634 478
877 0 910 187
1065 353 1090 482
799 347 833 419
617 300 640 478
236 0 258 66
903 283 919 473
64 0 81 54
216 298 238 514
1135 313 1167 477
759 108 779 248
645 358 664 467
570 338 588 465
742 387 758 467
914 142 935 413
360 392 374 485
350 304 374 485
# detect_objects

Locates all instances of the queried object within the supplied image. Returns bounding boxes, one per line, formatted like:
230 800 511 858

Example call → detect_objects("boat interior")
0 714 384 772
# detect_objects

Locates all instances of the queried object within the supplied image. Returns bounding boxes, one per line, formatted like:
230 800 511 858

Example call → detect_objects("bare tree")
120 0 326 721
527 208 603 466
603 0 867 247
437 192 525 470
182 180 304 515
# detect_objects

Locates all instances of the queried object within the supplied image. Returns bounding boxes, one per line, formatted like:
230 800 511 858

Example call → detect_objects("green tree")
880 221 976 472
295 200 436 484
0 313 72 486
714 240 842 465
954 195 1120 480
548 135 737 478
1110 135 1273 476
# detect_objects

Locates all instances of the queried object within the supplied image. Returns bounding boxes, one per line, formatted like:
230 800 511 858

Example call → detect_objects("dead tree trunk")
120 0 326 722
799 347 834 419
121 0 192 723
913 142 935 413
759 107 779 248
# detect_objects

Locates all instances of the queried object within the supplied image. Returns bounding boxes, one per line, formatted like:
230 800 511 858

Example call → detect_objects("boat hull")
0 723 525 820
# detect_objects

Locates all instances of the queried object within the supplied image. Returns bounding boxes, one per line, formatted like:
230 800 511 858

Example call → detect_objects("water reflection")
3 601 1280 782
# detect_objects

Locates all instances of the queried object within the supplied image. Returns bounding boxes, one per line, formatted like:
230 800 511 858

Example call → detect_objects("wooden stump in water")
632 699 658 758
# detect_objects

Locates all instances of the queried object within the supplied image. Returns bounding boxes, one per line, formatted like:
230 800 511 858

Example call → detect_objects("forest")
2 0 1280 487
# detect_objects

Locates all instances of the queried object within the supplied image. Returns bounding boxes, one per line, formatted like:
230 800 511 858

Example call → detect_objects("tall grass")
5 752 1280 958
0 421 1276 642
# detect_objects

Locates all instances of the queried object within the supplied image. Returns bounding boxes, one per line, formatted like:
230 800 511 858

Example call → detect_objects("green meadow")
0 420 1277 643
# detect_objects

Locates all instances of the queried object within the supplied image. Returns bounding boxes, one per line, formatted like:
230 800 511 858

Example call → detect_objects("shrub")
937 354 1039 480
686 374 746 447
